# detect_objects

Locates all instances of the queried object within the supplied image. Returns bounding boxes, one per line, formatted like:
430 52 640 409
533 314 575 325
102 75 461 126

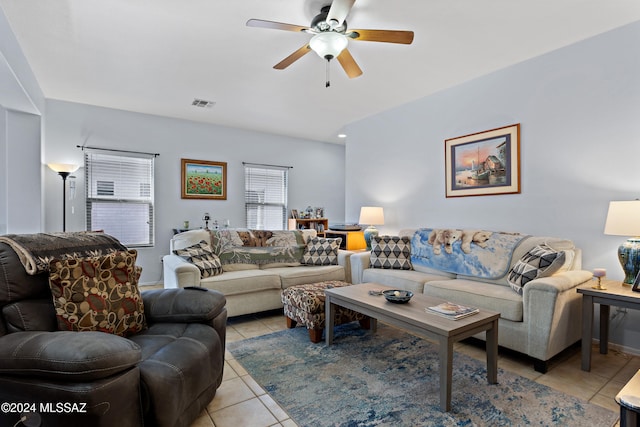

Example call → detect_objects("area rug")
228 323 618 427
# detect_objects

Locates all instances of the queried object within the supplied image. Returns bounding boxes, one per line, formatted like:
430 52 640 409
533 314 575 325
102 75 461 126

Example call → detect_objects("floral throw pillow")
301 237 342 266
48 249 147 337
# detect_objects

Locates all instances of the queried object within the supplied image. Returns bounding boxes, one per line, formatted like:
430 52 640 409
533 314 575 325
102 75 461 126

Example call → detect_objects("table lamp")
604 200 640 285
359 206 384 250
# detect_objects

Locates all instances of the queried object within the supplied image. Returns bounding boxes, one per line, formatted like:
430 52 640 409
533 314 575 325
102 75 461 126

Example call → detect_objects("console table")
325 229 367 250
578 280 640 371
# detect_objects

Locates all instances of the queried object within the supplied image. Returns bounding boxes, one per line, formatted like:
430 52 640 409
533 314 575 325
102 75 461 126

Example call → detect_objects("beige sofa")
163 229 351 317
350 228 592 372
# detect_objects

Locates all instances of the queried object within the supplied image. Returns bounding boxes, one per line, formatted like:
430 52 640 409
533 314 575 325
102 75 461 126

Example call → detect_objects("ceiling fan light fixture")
309 32 348 60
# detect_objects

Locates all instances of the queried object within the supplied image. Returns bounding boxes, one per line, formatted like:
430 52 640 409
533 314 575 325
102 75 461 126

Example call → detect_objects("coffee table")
324 282 500 412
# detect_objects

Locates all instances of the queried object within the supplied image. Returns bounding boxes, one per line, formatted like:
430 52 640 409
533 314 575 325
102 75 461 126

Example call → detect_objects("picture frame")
633 270 640 293
291 209 299 219
445 124 521 198
181 158 227 200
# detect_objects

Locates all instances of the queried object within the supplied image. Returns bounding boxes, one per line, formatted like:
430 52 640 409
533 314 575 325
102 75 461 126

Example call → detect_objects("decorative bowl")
382 290 413 304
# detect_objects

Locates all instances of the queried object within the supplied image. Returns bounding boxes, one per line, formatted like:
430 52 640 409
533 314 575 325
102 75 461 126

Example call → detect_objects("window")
85 150 155 247
244 163 289 230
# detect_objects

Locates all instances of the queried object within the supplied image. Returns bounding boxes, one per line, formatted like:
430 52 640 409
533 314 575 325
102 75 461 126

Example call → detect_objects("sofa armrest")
522 269 592 360
162 254 201 288
349 251 371 284
142 288 226 324
338 250 353 283
525 270 593 295
0 331 140 381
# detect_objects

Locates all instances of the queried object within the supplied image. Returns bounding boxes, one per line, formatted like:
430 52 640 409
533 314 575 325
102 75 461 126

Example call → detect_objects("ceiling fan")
246 0 414 86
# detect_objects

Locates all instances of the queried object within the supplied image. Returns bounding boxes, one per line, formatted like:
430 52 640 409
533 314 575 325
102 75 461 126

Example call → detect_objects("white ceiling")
1 0 639 144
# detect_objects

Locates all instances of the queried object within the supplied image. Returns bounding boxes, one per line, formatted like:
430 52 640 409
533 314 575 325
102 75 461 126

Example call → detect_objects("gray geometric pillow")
173 240 223 278
301 238 342 266
370 236 412 270
508 244 566 295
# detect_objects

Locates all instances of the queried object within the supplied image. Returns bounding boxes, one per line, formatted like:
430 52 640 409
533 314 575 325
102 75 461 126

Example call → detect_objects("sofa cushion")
363 268 453 294
48 250 147 337
0 330 141 380
508 244 566 295
424 278 524 322
173 240 222 278
274 266 346 288
199 269 281 296
301 237 342 266
370 236 412 270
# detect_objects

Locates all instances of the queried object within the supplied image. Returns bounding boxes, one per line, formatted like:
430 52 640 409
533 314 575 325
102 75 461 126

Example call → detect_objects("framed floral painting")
445 124 521 197
181 158 227 200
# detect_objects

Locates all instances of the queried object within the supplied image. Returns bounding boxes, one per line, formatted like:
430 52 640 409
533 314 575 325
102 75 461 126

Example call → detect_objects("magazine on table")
426 302 480 320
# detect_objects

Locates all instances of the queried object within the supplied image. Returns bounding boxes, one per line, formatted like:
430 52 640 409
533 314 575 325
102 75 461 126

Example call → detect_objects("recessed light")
338 133 347 138
192 98 215 108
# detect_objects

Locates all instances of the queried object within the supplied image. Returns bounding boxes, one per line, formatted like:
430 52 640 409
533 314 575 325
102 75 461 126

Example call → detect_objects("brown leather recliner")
0 242 227 427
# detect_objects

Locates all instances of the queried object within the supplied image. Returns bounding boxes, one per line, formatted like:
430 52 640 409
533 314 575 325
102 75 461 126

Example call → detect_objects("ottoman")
282 280 370 343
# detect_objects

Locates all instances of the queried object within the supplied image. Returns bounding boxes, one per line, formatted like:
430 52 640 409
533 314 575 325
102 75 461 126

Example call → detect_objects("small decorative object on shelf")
183 220 189 229
633 271 640 292
202 212 211 229
592 268 607 290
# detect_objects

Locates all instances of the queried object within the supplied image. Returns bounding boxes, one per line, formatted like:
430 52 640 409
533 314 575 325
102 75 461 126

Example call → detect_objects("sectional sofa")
350 228 592 372
163 228 351 317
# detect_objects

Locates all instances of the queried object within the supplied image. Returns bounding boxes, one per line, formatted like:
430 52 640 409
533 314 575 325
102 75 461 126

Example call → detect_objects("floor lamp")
48 163 79 232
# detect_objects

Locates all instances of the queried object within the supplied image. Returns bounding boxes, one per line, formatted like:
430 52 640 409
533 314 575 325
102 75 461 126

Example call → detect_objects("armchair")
0 241 227 427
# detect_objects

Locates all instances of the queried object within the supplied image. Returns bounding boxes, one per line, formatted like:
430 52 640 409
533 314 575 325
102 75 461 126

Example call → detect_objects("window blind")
85 150 155 247
244 163 289 230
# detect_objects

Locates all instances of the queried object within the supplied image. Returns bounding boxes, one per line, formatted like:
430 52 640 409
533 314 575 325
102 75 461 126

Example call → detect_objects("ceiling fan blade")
337 48 363 79
347 29 414 44
274 44 312 70
246 19 309 33
327 0 356 27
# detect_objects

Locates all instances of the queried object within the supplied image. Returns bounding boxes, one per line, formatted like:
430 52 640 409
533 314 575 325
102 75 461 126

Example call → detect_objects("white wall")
0 108 42 234
345 21 640 352
43 100 346 285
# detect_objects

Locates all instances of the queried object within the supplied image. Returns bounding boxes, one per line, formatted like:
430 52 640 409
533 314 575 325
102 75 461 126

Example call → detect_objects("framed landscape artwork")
181 158 227 200
445 124 521 198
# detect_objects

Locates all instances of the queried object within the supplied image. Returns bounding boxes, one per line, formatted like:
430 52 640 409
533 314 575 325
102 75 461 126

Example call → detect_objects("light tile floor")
191 311 639 427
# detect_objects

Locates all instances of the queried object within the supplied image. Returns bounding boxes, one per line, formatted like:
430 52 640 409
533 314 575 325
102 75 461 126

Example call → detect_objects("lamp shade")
359 207 384 225
48 163 79 174
604 201 640 236
309 32 348 60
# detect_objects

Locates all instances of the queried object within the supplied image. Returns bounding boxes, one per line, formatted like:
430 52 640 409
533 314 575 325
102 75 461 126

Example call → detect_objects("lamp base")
363 226 379 250
618 238 640 285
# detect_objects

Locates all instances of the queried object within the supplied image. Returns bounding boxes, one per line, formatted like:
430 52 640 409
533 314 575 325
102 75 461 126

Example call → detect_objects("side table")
578 280 640 371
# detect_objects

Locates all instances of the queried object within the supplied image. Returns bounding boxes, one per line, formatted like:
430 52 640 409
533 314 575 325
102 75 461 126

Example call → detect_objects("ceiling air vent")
192 98 215 108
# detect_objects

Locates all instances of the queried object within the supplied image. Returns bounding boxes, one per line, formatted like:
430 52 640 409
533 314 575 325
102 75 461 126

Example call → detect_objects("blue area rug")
228 323 618 426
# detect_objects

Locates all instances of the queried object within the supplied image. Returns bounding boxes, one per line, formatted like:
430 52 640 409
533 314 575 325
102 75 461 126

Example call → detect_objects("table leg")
325 295 336 345
439 336 454 412
581 294 594 371
599 304 610 355
485 319 498 384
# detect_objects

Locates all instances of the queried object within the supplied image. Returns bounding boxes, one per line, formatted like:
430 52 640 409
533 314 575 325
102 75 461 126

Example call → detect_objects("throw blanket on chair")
0 232 128 275
410 228 529 279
